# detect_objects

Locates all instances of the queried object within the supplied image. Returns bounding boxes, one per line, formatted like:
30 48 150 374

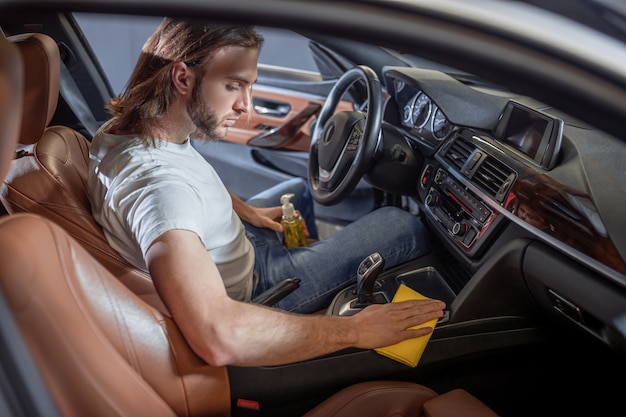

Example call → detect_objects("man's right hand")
350 299 446 350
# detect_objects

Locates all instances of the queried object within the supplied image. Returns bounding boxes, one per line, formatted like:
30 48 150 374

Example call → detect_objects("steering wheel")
308 65 384 205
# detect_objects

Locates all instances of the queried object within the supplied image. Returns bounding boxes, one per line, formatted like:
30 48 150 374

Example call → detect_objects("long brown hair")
106 18 263 142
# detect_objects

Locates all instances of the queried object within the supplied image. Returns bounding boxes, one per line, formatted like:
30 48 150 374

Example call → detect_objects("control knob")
426 190 438 206
452 221 468 236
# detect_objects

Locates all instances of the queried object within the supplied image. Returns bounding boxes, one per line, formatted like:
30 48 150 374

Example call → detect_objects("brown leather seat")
0 34 231 417
0 33 498 417
0 215 232 416
0 33 166 313
303 381 498 417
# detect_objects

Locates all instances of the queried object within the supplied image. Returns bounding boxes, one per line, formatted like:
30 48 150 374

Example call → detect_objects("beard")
187 84 224 140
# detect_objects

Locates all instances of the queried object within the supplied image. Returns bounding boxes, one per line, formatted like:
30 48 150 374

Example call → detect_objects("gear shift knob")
356 253 385 305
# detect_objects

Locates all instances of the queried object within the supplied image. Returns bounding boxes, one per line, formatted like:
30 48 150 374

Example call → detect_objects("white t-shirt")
88 128 255 301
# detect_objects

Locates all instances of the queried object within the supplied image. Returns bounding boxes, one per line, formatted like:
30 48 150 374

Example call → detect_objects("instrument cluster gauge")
411 91 432 129
432 107 453 140
402 100 414 127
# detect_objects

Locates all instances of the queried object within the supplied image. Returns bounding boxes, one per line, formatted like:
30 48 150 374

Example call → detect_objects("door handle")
253 98 291 118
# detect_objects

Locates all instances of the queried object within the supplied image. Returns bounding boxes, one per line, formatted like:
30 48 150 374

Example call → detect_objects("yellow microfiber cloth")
374 284 439 367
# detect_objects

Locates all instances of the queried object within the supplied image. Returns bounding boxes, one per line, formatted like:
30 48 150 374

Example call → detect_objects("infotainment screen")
493 101 563 169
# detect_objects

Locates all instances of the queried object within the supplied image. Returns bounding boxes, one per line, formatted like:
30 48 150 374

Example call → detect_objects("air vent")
442 135 516 203
473 156 516 202
443 136 475 171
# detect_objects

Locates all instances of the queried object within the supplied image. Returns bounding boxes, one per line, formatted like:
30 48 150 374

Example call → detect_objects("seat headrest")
7 33 60 145
0 37 23 183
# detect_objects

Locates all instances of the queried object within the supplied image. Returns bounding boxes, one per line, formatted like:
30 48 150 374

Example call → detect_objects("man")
88 18 445 367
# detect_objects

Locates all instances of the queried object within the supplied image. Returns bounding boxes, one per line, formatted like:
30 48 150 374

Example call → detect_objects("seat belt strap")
59 61 100 138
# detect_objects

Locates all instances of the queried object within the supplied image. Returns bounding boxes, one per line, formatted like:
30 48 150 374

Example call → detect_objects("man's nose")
235 89 250 113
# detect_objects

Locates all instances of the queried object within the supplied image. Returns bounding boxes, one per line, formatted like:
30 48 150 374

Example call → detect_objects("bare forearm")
205 301 357 367
227 189 282 231
228 189 253 220
195 296 444 367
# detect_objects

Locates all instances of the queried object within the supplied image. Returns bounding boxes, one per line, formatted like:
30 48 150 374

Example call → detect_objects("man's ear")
171 61 193 95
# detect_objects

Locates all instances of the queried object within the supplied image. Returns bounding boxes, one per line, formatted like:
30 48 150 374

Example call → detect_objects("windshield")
520 0 626 44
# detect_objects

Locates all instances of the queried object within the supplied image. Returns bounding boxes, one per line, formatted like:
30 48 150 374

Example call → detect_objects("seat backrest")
0 33 166 313
0 35 231 417
0 31 23 184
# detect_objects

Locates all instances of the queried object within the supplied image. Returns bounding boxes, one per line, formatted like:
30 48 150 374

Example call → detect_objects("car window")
74 13 319 94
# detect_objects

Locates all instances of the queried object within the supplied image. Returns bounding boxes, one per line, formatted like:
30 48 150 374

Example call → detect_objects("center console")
420 130 515 258
326 262 455 319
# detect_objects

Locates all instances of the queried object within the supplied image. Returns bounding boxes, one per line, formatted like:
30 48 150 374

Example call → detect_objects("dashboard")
380 66 626 277
346 65 626 353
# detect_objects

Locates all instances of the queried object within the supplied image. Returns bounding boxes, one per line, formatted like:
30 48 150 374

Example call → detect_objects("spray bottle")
280 193 308 249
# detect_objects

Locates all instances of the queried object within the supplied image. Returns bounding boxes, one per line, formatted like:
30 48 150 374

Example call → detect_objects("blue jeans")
244 178 431 313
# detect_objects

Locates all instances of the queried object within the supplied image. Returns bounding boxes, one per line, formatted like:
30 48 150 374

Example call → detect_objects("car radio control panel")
418 129 517 258
422 165 499 256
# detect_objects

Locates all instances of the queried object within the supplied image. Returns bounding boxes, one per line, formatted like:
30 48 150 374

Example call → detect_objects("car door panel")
251 148 308 179
225 70 353 151
224 86 320 150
